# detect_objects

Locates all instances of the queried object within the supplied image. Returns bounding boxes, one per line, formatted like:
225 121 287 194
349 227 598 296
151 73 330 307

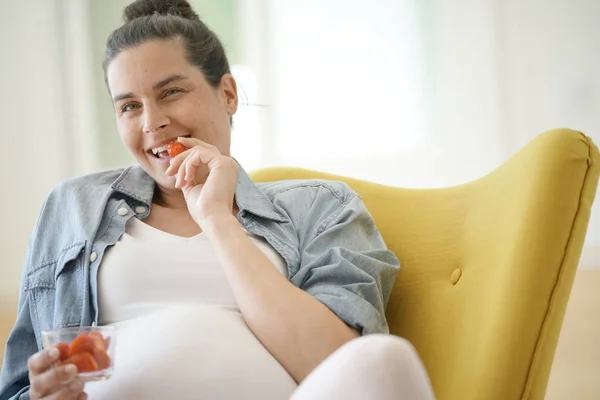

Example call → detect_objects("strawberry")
89 332 107 352
167 142 187 158
55 342 69 361
61 352 99 373
67 334 95 358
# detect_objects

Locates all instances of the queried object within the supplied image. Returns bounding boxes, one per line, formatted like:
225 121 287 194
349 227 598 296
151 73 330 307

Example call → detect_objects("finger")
31 364 78 398
167 139 221 175
165 148 192 176
77 392 89 400
177 140 220 166
45 380 85 400
28 347 60 376
175 156 186 188
185 150 203 183
184 156 195 184
177 136 218 152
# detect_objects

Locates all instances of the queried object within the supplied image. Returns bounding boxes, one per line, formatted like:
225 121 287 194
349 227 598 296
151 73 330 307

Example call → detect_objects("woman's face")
106 39 238 189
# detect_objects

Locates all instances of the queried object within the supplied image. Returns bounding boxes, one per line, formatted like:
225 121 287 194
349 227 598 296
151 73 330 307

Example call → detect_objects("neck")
153 185 188 209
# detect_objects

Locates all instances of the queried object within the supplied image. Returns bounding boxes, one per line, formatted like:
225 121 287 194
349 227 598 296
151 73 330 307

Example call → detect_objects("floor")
545 269 600 400
0 270 598 398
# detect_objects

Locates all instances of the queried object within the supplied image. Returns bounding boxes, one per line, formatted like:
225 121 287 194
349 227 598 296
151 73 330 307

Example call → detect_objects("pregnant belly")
84 305 297 400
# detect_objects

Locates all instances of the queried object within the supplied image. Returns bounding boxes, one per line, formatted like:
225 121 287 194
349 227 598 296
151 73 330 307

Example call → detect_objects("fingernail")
48 347 59 359
70 380 82 391
65 364 78 376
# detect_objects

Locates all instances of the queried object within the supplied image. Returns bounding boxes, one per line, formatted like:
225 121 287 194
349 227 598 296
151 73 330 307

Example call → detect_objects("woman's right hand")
27 346 87 400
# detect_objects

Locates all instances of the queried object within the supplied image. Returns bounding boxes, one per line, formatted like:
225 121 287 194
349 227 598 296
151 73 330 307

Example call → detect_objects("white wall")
0 1 71 305
266 0 599 266
266 0 508 187
268 0 429 162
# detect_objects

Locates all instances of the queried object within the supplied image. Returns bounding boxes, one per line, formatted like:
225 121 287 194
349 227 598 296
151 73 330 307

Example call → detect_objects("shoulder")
50 168 125 198
256 178 359 205
43 168 126 208
254 179 366 234
23 168 126 273
37 168 126 228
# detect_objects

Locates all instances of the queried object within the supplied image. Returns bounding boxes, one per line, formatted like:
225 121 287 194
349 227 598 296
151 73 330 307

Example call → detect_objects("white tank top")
84 217 297 400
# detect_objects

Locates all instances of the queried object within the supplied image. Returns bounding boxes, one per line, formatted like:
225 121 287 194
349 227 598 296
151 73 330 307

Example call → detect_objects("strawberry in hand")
167 142 187 158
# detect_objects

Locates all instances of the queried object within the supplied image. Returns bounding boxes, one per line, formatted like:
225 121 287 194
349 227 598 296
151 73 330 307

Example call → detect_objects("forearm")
202 215 359 382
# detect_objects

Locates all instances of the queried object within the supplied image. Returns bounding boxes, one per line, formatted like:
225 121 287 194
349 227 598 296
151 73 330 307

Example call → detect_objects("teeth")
151 144 171 155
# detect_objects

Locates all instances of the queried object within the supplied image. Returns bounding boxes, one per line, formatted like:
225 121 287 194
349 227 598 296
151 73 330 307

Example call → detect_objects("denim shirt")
0 164 400 400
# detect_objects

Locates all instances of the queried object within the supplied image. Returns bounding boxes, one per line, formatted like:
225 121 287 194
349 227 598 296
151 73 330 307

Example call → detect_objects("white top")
85 217 297 400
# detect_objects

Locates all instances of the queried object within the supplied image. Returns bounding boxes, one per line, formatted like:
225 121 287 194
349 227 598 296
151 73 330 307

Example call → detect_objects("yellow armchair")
250 129 600 400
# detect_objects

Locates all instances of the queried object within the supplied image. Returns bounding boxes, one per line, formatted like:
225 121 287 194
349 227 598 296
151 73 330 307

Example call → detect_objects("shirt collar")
111 162 288 223
110 165 155 206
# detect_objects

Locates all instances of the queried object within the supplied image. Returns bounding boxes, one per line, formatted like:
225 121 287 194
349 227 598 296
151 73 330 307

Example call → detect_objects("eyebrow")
112 74 189 103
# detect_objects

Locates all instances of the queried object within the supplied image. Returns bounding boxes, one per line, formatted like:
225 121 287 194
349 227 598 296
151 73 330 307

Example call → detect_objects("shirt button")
135 206 147 214
117 207 129 216
90 252 98 263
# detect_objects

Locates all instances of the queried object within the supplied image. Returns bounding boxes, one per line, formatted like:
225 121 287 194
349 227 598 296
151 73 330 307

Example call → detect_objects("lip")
153 155 172 166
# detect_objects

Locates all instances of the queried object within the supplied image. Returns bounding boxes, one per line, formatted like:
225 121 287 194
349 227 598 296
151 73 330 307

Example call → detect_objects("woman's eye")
163 88 183 98
121 103 140 113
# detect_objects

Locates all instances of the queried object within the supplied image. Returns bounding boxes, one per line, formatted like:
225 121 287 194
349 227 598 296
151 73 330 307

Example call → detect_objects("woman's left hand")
165 137 238 227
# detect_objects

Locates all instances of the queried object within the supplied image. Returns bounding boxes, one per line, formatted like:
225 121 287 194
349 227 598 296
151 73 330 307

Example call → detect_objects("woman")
0 1 435 399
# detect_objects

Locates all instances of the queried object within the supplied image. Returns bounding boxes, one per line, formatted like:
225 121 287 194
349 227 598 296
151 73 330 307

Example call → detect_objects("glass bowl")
42 326 116 382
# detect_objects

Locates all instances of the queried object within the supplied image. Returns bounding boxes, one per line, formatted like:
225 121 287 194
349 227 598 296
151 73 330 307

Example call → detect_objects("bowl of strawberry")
42 326 116 381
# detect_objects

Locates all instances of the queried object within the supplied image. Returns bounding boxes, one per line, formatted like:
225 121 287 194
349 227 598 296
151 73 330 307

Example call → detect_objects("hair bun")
123 0 200 23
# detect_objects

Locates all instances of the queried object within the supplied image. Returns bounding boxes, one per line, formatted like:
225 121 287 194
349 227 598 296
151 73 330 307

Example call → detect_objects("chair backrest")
250 129 599 400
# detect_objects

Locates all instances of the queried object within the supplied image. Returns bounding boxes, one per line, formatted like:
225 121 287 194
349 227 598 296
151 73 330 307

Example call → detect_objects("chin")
135 159 174 189
155 174 178 190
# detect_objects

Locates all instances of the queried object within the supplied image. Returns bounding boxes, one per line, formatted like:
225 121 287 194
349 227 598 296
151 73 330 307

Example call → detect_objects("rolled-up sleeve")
293 193 400 335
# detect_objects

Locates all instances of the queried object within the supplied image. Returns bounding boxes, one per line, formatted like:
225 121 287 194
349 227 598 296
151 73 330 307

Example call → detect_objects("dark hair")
103 0 230 89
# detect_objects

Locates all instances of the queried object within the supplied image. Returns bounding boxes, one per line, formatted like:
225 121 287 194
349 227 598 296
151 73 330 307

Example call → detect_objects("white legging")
291 334 436 400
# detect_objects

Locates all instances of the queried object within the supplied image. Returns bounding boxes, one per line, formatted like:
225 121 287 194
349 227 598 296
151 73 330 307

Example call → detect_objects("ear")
220 74 238 116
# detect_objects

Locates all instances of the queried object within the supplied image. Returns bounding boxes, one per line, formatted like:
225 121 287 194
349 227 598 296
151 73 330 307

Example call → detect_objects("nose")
142 103 170 134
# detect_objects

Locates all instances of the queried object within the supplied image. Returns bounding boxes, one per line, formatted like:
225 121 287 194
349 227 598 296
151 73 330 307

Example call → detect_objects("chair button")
450 268 462 285
118 207 129 216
